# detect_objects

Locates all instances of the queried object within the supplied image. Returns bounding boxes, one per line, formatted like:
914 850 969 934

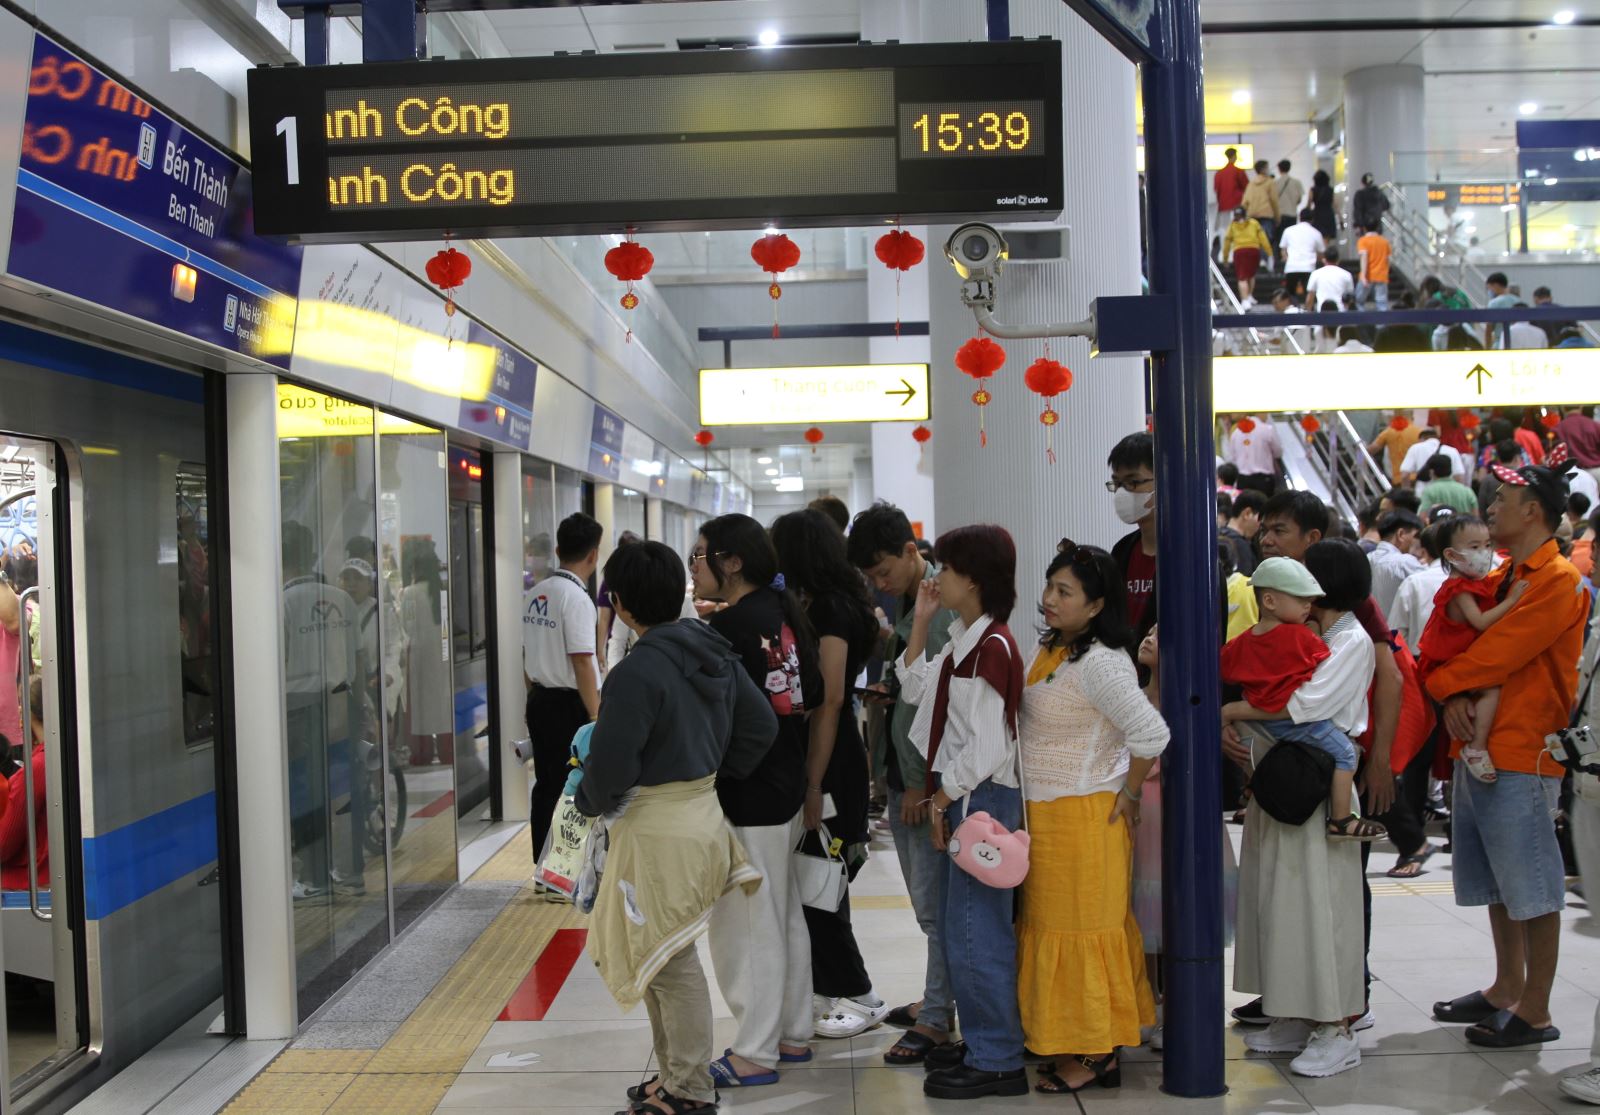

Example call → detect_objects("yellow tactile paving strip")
226 828 584 1114
853 894 914 910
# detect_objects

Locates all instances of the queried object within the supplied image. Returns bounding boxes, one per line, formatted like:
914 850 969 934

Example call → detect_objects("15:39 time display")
899 101 1043 160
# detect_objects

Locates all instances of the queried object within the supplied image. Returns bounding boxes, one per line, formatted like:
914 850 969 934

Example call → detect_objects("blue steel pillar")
1142 0 1226 1098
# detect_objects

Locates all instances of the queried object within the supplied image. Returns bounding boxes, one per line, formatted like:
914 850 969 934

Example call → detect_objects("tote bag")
791 823 849 912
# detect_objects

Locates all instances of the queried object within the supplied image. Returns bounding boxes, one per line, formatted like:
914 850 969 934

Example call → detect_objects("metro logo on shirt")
526 594 557 629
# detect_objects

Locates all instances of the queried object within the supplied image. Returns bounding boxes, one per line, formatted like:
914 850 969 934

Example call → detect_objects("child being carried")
1416 515 1528 782
1220 557 1387 842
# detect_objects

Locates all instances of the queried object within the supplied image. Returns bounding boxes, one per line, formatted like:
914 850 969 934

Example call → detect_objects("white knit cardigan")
1018 642 1171 802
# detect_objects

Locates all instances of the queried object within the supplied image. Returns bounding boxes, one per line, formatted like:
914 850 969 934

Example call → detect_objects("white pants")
708 811 813 1069
1571 785 1600 1066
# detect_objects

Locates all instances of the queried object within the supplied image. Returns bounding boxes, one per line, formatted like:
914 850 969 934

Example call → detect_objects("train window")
522 459 554 589
177 464 216 749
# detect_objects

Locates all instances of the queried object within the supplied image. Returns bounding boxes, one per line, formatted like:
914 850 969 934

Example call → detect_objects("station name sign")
246 41 1063 243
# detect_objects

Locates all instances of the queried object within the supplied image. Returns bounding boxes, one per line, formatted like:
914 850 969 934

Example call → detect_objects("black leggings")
527 686 590 860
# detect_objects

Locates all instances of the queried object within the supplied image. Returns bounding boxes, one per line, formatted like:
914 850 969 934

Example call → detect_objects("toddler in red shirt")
1416 516 1528 782
1221 556 1384 841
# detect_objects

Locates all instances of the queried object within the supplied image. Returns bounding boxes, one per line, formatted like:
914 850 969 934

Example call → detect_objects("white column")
492 449 529 821
1343 64 1425 224
924 0 1144 605
645 496 664 542
593 482 616 572
226 372 296 1039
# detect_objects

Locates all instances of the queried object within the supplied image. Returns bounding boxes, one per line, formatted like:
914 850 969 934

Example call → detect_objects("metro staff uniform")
523 567 598 859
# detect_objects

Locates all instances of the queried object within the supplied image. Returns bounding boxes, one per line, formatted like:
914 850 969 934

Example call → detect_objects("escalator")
1271 410 1392 525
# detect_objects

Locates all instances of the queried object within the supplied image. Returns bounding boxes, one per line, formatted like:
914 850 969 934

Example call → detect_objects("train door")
447 446 491 852
0 435 82 1107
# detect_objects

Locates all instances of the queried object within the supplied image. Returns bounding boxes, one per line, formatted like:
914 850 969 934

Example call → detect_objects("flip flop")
709 1052 779 1087
1466 1008 1561 1048
1432 990 1499 1024
1387 843 1440 879
779 1048 813 1064
883 1029 940 1066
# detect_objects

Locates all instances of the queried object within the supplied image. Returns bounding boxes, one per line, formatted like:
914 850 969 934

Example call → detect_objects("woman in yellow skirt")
1017 541 1171 1094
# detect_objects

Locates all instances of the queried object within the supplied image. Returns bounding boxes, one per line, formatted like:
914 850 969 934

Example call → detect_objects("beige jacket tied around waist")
587 776 761 1009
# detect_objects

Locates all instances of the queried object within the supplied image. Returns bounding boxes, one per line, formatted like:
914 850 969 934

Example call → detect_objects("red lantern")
1542 411 1561 429
751 233 803 337
694 430 714 448
1460 412 1481 431
1236 417 1257 434
804 426 825 454
604 235 654 339
1300 414 1321 444
912 424 931 455
1390 416 1410 432
1024 357 1073 463
425 247 472 316
956 337 1006 447
875 227 926 338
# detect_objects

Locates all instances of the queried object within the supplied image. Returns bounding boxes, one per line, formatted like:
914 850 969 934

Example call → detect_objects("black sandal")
1035 1052 1120 1094
885 1002 920 1028
884 1030 944 1066
620 1089 717 1114
625 1077 661 1104
1387 843 1440 878
1327 813 1387 842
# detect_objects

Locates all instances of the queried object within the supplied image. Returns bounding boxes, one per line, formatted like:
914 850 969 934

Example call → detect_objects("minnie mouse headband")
1490 463 1569 515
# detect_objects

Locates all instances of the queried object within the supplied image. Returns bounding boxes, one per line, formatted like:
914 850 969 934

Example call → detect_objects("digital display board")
246 41 1063 242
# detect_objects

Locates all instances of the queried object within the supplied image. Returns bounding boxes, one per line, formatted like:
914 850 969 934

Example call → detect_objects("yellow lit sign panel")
699 364 931 426
277 382 437 438
1214 349 1600 413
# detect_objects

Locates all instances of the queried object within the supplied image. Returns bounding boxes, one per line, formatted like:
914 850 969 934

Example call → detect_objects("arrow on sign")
885 378 918 407
486 1052 543 1069
1466 362 1493 394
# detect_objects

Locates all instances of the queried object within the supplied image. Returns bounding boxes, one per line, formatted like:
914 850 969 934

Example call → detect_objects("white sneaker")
1242 1017 1312 1054
1290 1024 1360 1078
1146 1024 1164 1051
291 880 327 902
814 996 890 1039
1351 1008 1375 1032
1559 1066 1600 1105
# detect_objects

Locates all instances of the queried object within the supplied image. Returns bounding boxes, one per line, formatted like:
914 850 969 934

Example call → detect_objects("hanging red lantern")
751 233 803 338
604 234 654 340
875 226 925 338
1390 416 1410 432
694 430 714 448
912 424 932 445
1236 416 1257 434
1300 413 1321 444
804 426 825 454
1460 412 1481 431
425 247 472 316
1543 411 1562 430
955 336 1005 448
1024 356 1073 464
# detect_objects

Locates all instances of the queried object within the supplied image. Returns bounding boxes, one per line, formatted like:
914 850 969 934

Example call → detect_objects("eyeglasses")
689 550 729 566
1104 477 1155 493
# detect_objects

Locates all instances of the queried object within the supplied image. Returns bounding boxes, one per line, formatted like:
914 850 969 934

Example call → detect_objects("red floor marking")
411 790 455 819
498 927 588 1021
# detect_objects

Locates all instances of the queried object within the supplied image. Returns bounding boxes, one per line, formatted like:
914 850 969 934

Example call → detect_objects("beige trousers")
643 942 716 1103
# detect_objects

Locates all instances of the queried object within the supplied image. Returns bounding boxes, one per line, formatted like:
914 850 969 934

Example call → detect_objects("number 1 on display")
275 116 300 185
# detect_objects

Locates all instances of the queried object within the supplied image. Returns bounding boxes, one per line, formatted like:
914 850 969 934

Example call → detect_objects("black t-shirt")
806 591 877 845
708 589 808 827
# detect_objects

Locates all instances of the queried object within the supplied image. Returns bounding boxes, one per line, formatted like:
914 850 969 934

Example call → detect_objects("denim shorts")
1451 764 1566 921
1262 718 1359 772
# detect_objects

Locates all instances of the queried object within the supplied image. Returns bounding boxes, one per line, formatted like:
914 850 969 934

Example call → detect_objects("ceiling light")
1553 9 1576 24
757 27 781 47
757 456 772 465
1520 101 1540 115
764 468 778 476
1231 89 1251 105
774 477 803 493
1546 177 1561 185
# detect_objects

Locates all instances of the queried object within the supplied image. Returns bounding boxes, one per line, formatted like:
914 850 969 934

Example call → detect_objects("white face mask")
1449 548 1495 579
1114 486 1155 525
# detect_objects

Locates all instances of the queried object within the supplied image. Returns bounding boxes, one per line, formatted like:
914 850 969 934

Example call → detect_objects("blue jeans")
1452 764 1565 921
888 787 954 1031
1356 279 1389 310
1260 718 1358 772
941 779 1025 1073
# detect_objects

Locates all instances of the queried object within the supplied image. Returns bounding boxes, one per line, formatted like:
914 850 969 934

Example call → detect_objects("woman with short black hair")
899 524 1028 1099
1017 541 1170 1093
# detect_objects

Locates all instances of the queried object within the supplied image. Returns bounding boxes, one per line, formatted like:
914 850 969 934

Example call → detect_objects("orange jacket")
1423 539 1588 775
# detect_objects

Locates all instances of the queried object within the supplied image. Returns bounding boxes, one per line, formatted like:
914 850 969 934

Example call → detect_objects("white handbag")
791 823 849 912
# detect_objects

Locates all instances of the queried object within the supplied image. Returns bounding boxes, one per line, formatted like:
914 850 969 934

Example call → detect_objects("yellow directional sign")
1213 348 1600 413
699 364 931 426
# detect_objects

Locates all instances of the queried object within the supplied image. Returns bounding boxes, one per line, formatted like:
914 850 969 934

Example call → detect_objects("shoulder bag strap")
980 631 1029 833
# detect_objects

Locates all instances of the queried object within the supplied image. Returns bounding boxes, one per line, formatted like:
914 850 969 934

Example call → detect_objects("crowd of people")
516 400 1600 1112
1211 149 1593 352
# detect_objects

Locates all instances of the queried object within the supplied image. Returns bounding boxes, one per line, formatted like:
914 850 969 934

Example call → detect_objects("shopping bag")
535 793 598 898
791 823 849 912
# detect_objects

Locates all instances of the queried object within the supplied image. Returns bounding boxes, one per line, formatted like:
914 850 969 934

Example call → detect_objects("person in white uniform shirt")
1388 519 1450 651
1277 210 1325 300
1227 415 1283 496
1367 511 1425 616
1304 246 1355 311
1399 428 1470 487
524 512 603 866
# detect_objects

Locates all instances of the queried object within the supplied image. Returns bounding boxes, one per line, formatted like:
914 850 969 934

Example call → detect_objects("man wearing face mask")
1107 432 1158 638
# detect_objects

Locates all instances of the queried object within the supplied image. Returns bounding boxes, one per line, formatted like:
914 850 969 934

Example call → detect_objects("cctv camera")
944 223 1008 282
